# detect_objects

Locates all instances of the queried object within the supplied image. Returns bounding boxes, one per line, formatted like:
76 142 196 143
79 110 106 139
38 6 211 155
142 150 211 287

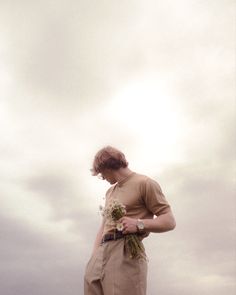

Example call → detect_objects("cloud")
0 0 235 295
0 212 86 295
24 168 102 243
145 157 236 295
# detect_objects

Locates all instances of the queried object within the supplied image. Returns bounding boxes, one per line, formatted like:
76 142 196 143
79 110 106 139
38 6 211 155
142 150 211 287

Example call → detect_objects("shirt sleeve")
142 177 171 216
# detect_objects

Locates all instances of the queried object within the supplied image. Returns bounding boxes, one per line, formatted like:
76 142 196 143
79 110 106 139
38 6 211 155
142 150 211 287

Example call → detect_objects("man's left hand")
118 217 138 234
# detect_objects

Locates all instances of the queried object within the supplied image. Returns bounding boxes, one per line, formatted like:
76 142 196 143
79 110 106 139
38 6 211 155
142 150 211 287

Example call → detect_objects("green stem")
124 234 146 259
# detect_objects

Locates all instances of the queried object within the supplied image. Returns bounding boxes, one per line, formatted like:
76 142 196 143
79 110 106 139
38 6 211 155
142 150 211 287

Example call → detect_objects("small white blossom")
116 223 124 231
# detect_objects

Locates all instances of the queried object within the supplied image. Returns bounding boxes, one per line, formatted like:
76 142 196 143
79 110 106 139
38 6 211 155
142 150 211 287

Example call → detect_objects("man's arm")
91 219 105 256
120 211 176 234
141 211 176 233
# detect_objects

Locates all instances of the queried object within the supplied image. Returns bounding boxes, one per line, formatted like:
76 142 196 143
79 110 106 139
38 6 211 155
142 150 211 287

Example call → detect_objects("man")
84 146 176 295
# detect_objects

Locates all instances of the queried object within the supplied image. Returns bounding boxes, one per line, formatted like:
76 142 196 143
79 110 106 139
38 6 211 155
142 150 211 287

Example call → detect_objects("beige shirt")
102 172 171 236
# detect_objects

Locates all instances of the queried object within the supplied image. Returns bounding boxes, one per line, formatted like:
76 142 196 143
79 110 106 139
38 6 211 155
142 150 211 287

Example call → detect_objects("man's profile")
84 146 176 295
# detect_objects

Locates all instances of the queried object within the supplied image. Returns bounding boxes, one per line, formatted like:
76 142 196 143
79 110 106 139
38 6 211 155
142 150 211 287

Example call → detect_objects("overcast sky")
0 1 235 295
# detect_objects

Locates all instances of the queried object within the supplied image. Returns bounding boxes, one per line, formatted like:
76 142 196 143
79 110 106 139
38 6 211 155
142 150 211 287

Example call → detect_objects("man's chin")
108 180 116 184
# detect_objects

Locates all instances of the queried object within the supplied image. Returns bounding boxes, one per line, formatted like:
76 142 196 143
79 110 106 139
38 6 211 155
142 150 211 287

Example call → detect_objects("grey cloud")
0 213 85 295
24 169 102 244
0 0 235 294
26 171 85 220
1 0 143 109
148 160 236 294
2 0 233 114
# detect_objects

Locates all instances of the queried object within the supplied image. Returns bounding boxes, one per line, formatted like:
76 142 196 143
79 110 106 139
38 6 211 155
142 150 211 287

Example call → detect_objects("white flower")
116 223 124 231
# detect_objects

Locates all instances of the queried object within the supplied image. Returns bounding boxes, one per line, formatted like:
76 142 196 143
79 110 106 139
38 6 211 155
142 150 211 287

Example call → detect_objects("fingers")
121 220 128 234
122 226 129 235
118 217 136 234
118 217 125 223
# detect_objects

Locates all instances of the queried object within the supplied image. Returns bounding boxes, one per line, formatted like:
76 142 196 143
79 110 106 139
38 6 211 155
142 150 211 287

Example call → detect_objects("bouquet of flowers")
100 199 146 259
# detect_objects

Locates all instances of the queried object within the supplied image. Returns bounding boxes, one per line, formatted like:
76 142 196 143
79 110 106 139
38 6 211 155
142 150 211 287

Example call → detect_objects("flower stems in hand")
124 234 146 259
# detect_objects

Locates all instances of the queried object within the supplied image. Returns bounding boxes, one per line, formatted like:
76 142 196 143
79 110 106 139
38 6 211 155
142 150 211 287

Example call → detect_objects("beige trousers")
84 238 147 295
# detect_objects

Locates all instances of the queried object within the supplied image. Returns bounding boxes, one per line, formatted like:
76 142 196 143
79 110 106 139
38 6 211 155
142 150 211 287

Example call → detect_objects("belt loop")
113 230 116 240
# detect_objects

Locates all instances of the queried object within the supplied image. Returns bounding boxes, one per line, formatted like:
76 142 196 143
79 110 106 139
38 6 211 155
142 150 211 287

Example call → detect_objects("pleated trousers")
84 238 147 295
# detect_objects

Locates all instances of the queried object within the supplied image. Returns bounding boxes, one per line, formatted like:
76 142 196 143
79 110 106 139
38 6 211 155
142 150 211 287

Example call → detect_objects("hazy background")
0 1 235 294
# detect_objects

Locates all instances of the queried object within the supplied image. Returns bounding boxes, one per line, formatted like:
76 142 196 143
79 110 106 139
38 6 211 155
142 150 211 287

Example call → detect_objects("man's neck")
114 168 134 183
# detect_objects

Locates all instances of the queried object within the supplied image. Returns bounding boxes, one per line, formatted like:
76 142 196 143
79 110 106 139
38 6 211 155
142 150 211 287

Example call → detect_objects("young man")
84 146 176 295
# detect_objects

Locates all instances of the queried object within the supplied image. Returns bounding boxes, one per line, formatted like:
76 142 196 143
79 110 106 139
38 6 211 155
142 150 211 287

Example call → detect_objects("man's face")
99 169 117 184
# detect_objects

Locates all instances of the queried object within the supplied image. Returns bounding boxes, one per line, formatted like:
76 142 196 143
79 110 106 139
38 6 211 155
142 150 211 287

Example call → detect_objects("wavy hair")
91 146 128 176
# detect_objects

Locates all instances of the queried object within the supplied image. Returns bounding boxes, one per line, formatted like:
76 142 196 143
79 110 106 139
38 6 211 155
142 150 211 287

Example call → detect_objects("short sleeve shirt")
102 172 171 236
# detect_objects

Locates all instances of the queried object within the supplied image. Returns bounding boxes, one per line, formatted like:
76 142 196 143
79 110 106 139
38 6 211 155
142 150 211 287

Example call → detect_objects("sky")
0 1 235 294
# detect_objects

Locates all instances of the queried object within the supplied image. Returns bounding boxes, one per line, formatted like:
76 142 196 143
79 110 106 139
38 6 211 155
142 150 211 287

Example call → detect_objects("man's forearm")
142 211 176 233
